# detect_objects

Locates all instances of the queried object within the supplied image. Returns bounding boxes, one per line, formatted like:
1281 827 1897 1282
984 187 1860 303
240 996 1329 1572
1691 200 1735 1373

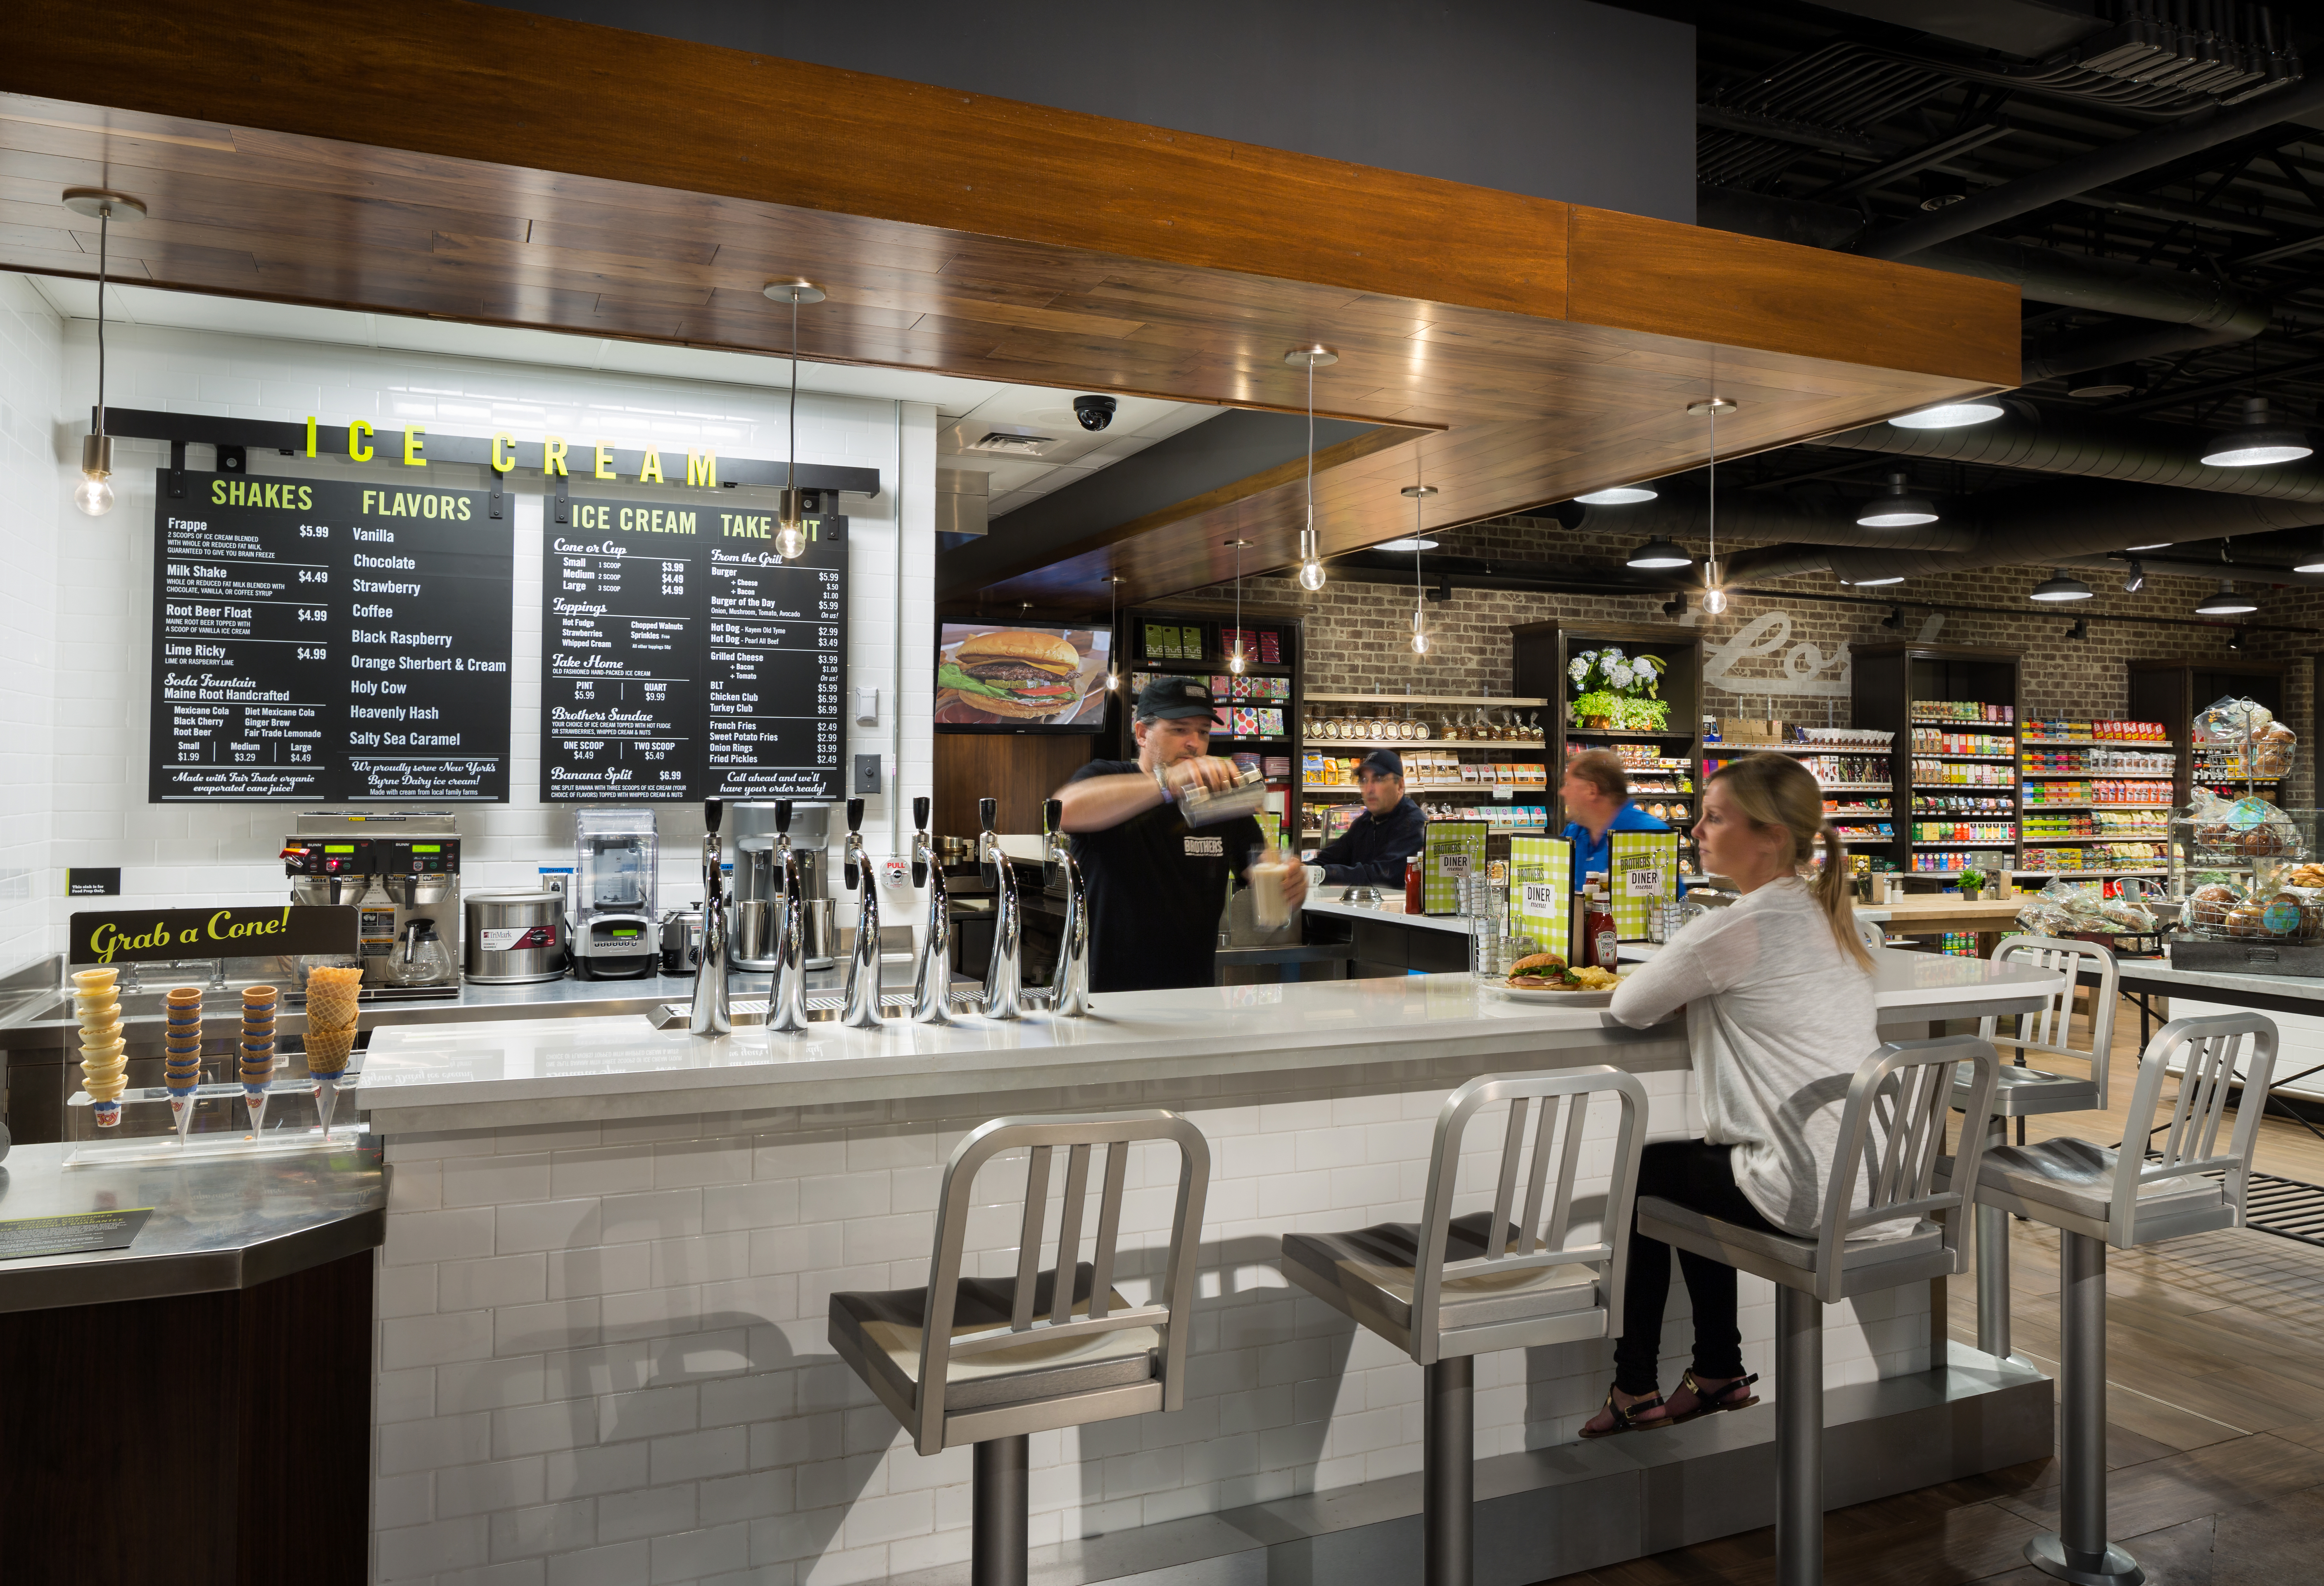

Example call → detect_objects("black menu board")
149 472 513 802
542 497 846 801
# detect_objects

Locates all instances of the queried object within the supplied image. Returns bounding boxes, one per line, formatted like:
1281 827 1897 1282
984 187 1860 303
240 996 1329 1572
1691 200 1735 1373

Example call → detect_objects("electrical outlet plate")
853 753 882 795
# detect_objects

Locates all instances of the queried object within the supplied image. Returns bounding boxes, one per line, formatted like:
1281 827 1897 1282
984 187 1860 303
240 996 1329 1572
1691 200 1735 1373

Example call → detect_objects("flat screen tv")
935 622 1113 733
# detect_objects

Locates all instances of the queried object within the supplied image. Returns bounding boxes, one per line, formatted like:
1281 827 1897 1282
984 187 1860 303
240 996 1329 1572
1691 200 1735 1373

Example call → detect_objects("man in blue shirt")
1305 749 1428 889
1561 748 1668 888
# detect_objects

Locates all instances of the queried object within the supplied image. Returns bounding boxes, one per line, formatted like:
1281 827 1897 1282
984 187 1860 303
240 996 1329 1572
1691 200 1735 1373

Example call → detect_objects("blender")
569 807 660 980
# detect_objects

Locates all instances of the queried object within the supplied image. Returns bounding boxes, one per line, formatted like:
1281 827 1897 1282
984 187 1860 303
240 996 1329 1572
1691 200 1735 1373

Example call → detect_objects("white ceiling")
22 275 1220 518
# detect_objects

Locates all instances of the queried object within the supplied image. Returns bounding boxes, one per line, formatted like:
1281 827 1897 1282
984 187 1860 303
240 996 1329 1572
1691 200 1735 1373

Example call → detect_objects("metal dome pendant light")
1693 396 1735 614
1288 346 1337 591
1857 470 1941 528
1226 539 1250 675
2027 569 2093 603
2196 580 2257 616
1402 480 1438 656
1576 483 1658 506
2202 396 2314 468
764 280 825 558
64 187 146 516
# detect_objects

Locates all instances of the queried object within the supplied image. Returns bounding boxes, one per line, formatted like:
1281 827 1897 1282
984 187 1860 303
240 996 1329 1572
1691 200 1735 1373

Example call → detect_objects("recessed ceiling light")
966 431 1053 456
2028 569 2094 602
1376 537 1439 552
2196 581 2258 615
1625 537 1692 569
1575 484 1659 505
1889 400 2005 430
2202 397 2314 468
1849 574 1906 586
1856 470 1940 527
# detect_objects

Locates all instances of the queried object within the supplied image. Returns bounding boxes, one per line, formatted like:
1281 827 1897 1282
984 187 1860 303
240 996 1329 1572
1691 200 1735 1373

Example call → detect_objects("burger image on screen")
939 630 1088 719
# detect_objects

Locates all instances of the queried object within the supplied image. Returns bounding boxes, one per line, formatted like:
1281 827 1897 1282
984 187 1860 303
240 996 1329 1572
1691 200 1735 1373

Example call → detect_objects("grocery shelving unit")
1300 692 1550 844
2015 717 2178 878
1514 620 1704 873
2127 658 2289 805
1851 641 2022 878
1123 598 1305 843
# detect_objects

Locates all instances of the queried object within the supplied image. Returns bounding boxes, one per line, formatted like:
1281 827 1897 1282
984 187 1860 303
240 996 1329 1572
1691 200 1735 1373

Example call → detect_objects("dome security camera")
1073 395 1117 432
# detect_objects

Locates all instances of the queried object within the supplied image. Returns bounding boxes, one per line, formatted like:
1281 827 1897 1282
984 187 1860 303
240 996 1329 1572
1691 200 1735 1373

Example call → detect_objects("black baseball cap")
1359 748 1404 778
1135 675 1219 722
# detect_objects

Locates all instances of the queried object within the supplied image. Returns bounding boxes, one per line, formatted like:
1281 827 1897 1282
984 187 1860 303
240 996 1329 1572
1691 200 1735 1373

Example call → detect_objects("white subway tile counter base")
360 962 2058 1586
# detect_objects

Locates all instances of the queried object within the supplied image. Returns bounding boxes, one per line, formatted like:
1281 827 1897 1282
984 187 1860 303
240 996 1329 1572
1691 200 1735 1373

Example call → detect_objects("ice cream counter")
0 1135 384 1584
342 957 2056 1586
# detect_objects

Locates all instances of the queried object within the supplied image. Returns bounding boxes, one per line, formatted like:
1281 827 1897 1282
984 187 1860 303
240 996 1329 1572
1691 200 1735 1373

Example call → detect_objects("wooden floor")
1539 988 2324 1584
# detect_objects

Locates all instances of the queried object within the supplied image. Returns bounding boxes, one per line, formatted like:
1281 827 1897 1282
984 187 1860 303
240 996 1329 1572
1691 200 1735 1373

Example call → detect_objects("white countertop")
355 954 2059 1134
1301 895 1476 934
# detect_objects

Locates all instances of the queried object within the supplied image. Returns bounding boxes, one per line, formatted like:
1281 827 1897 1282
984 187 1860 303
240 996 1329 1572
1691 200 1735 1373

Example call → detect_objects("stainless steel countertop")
0 1135 385 1313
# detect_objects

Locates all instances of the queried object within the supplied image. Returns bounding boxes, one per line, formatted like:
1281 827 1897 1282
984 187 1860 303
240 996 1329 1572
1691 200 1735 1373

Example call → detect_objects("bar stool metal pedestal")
1279 1068 1650 1586
1953 935 2119 1360
1640 1035 2001 1586
826 1111 1210 1586
1964 1011 2276 1586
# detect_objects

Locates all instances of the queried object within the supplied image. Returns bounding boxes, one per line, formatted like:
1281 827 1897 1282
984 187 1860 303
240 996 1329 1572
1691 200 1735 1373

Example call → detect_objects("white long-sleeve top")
1608 877 1883 1235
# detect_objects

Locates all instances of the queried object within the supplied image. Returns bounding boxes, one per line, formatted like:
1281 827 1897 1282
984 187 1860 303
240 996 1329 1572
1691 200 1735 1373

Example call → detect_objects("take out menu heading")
148 472 514 802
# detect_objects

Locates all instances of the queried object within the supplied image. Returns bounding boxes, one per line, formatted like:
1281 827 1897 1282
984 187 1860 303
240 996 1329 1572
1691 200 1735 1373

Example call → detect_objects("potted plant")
1566 647 1669 731
1956 865 1987 902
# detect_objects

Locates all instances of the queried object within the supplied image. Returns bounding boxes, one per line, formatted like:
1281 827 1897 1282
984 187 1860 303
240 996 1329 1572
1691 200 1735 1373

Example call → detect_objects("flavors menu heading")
542 496 846 802
149 473 514 802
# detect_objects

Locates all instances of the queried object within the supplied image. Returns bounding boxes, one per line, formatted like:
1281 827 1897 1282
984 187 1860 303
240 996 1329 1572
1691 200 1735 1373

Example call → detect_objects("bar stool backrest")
1979 933 2117 1107
912 1110 1209 1453
1853 915 1885 955
2114 1012 2276 1246
1816 1035 2000 1303
1411 1066 1648 1365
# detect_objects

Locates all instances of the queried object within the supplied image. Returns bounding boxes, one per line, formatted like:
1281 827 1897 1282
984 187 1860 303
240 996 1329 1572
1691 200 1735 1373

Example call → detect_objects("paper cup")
93 1099 121 1128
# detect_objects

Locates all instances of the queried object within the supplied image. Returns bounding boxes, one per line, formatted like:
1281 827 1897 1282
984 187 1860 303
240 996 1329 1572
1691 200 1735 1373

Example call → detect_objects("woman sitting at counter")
1580 752 1880 1436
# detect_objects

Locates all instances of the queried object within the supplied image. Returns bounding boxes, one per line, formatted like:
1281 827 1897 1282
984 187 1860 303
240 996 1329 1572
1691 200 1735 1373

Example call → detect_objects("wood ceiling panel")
1 2 2017 609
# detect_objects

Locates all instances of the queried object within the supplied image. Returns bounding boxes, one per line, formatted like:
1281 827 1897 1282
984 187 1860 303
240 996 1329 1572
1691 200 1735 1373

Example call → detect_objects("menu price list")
148 472 514 802
542 497 845 802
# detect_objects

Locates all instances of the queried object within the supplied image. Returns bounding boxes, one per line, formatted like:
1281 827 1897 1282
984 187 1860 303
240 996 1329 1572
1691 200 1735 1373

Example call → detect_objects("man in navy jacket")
1306 750 1428 889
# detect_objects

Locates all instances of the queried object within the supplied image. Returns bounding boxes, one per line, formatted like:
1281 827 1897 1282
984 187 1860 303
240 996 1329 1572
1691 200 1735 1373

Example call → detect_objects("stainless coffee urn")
283 810 462 993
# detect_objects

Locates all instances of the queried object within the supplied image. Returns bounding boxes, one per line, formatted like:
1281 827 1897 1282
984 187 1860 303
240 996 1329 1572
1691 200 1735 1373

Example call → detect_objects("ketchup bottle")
1404 854 1425 914
1583 878 1618 971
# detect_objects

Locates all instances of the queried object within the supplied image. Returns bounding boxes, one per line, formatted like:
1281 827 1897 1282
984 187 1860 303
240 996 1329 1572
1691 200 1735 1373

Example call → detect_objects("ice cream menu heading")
148 472 514 802
541 495 846 802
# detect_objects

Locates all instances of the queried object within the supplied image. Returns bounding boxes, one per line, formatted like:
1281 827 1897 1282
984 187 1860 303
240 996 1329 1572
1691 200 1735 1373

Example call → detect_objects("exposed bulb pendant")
1402 482 1437 655
1226 539 1250 675
766 280 826 559
64 188 145 518
1104 575 1123 690
1691 396 1735 614
1288 345 1337 591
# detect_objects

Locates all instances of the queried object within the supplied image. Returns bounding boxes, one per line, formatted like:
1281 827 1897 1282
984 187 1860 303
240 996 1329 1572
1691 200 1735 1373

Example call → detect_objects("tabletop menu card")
148 472 513 802
541 496 846 802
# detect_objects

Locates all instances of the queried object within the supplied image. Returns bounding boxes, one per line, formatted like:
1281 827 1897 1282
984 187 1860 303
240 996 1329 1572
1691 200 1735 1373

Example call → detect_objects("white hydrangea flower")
1608 663 1634 689
1569 658 1590 684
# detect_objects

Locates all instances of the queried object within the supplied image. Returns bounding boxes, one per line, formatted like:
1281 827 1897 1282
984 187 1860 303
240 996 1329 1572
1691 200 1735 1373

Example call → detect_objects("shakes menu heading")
149 472 514 802
542 495 847 802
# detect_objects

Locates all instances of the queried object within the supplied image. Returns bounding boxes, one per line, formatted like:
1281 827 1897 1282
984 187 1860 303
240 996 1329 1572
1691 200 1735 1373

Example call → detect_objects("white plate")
1491 982 1620 1007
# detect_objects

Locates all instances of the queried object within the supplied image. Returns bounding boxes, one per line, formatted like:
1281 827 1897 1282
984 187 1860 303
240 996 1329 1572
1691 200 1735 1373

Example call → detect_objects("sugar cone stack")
162 986 204 1140
72 968 126 1128
303 964 362 1135
240 985 278 1133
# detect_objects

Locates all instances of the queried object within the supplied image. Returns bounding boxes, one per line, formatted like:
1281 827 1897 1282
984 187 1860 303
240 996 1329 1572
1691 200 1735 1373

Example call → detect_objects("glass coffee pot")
386 919 454 987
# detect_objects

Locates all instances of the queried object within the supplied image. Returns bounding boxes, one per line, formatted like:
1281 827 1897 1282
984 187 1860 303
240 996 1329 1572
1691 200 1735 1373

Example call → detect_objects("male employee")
1304 748 1426 890
1560 748 1668 887
1055 676 1308 993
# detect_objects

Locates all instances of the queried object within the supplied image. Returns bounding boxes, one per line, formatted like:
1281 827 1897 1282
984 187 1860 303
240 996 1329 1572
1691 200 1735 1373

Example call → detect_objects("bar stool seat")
1281 1067 1651 1586
1634 1200 1944 1274
1968 1140 2225 1232
829 1265 1161 1415
1280 1212 1601 1340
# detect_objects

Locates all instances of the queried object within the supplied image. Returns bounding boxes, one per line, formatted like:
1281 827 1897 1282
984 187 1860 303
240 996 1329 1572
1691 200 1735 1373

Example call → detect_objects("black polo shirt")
1066 759 1262 994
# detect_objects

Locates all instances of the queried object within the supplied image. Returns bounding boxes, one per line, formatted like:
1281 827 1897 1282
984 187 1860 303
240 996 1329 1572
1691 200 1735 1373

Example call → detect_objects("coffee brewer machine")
569 807 660 980
729 804 836 971
282 810 463 993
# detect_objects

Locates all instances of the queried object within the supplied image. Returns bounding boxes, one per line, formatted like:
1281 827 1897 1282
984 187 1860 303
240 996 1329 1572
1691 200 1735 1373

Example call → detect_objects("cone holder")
64 1059 364 1167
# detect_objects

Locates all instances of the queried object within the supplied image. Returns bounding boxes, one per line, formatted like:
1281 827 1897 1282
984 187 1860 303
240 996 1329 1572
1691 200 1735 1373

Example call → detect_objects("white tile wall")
0 302 939 969
370 1061 1930 1586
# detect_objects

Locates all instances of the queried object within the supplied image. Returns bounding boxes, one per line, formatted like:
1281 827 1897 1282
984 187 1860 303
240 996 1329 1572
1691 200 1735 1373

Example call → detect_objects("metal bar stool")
1279 1067 1649 1586
1963 1011 2276 1586
1639 1035 2002 1586
826 1111 1209 1586
1952 934 2119 1360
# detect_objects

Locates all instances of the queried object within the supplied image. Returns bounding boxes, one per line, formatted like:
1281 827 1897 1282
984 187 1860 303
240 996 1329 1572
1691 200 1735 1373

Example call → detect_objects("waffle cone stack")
73 967 126 1127
303 966 361 1077
240 985 278 1128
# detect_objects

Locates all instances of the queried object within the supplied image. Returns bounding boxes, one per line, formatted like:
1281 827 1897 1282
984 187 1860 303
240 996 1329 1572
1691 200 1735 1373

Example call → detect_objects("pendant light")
63 188 146 516
1286 346 1338 591
1402 482 1438 655
1856 470 1941 527
1103 575 1124 691
763 280 825 558
1889 399 2004 430
2201 396 2314 468
1575 484 1658 506
2195 580 2257 616
2295 545 2324 575
1625 537 1692 569
1692 396 1736 614
2028 569 2094 602
1225 539 1250 675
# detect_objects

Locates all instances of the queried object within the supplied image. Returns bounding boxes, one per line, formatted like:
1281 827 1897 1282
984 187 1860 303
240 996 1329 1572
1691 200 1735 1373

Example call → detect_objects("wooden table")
1859 895 2028 935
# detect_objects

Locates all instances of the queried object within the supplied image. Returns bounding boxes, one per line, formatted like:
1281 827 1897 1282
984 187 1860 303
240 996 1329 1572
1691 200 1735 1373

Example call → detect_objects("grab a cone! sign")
69 905 358 965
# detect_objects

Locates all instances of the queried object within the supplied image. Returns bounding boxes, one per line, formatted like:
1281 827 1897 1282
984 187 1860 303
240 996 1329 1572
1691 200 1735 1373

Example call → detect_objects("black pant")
1611 1140 1779 1397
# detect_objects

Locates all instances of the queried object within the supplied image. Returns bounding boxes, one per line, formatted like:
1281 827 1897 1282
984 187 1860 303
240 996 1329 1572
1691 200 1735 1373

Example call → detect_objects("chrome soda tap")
689 799 731 1038
1043 797 1091 1018
909 796 952 1025
978 795 1023 1021
767 799 810 1035
839 796 883 1029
